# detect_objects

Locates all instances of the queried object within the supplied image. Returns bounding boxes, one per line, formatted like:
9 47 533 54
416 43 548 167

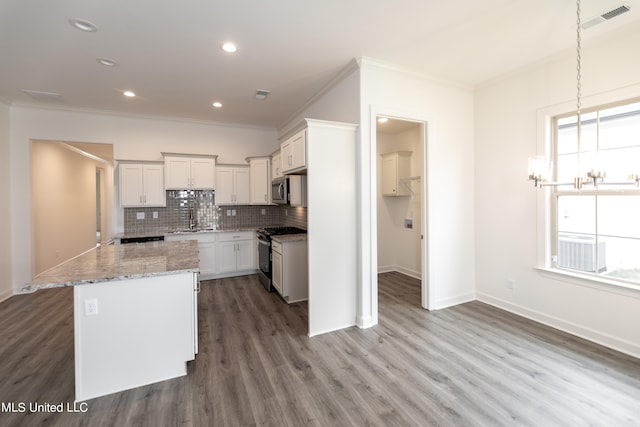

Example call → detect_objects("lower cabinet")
218 232 255 274
271 238 308 303
166 233 217 277
164 231 257 279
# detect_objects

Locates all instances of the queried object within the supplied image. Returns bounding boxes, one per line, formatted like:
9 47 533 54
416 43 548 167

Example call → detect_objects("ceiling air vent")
255 90 270 101
582 4 631 29
602 4 631 20
21 89 63 102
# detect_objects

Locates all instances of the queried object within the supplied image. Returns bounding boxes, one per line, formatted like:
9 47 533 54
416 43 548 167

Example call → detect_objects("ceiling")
376 118 421 135
1 0 638 129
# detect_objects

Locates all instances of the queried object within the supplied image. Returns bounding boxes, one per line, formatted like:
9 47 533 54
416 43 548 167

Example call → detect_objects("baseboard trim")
356 315 375 329
308 321 357 338
199 269 259 281
0 288 13 303
477 292 640 359
378 265 421 280
432 292 475 310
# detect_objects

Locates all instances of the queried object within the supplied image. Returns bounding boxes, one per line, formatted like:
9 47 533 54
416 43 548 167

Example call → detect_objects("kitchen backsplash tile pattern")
279 206 307 229
124 191 307 234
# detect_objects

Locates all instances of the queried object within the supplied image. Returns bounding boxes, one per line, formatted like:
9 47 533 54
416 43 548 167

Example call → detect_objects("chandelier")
528 0 639 189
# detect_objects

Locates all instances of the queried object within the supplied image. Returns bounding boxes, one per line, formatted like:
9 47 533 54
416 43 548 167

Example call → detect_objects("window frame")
534 86 640 294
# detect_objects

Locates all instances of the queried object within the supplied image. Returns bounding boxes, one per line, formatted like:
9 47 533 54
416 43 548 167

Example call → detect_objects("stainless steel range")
256 226 306 291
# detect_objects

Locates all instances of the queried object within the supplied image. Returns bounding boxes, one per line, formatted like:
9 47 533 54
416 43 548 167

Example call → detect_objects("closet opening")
375 116 427 309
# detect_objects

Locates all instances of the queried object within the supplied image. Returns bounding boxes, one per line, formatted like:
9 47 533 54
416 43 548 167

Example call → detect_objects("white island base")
73 272 198 402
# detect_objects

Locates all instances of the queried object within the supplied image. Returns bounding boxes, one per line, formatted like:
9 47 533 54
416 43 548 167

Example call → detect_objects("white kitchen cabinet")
289 175 307 207
165 233 217 278
271 244 283 294
271 151 283 180
381 151 412 196
248 157 271 204
281 129 307 174
271 237 308 303
164 154 216 190
119 162 166 207
217 231 255 274
216 166 250 205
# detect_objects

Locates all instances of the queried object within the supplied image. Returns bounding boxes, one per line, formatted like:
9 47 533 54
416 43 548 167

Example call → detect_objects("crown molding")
9 101 278 132
358 56 473 92
278 58 361 133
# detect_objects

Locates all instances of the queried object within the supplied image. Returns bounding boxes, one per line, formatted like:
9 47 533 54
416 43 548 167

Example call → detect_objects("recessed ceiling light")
212 102 222 108
69 18 98 32
123 91 136 98
378 117 389 123
221 42 238 53
97 57 118 67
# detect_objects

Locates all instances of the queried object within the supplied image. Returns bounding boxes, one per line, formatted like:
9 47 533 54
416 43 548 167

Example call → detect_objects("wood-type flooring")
1 272 639 426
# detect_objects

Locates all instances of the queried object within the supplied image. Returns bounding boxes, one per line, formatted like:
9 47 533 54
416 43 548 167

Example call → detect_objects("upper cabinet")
289 175 307 207
271 151 283 180
119 162 166 207
281 129 307 174
163 153 216 190
247 157 271 205
216 165 250 205
381 151 412 196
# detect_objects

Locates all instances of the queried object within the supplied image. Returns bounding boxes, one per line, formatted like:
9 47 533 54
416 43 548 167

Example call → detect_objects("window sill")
534 266 640 299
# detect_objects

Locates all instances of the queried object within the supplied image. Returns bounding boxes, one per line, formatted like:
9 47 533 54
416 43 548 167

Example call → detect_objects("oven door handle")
257 238 270 246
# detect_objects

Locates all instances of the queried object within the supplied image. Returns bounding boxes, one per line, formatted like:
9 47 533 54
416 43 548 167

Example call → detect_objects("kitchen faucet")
189 208 197 230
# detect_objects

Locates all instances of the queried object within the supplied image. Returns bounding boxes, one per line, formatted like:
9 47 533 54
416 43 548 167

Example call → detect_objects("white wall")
474 22 640 358
360 59 476 326
279 61 361 137
31 141 110 276
377 127 422 277
9 106 278 291
0 101 11 301
279 64 361 336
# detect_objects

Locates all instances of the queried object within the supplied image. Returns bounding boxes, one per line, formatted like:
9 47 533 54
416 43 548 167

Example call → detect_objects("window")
551 99 640 286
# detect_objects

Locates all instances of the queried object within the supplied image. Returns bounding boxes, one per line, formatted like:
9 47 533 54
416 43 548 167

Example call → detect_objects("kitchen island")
21 240 200 402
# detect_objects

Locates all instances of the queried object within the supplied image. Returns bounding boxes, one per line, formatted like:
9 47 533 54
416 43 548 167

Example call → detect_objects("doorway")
374 115 428 310
31 140 113 276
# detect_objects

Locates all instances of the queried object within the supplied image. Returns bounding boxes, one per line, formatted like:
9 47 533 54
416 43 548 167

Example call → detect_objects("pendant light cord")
576 0 582 170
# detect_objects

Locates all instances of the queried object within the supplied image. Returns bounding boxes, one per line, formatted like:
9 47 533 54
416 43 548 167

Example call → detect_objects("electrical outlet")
136 212 145 220
153 211 158 219
261 209 265 215
85 299 99 316
226 210 231 216
232 209 236 216
506 279 514 290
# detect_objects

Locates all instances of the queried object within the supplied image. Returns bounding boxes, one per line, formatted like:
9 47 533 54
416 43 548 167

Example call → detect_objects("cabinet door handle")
139 195 143 203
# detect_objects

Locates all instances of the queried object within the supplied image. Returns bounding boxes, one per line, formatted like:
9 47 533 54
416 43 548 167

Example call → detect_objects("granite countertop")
21 240 200 293
271 234 307 243
114 227 262 239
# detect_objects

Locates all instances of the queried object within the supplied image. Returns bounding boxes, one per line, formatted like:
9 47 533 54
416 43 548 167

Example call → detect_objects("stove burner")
259 226 307 236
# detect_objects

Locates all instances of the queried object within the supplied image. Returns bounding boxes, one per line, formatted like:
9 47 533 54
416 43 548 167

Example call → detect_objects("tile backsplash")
124 190 307 234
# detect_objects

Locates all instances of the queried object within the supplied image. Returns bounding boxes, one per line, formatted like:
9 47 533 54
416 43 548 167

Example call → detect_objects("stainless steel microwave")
271 177 289 205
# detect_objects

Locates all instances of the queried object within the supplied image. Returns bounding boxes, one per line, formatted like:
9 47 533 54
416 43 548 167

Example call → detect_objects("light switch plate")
136 212 145 220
